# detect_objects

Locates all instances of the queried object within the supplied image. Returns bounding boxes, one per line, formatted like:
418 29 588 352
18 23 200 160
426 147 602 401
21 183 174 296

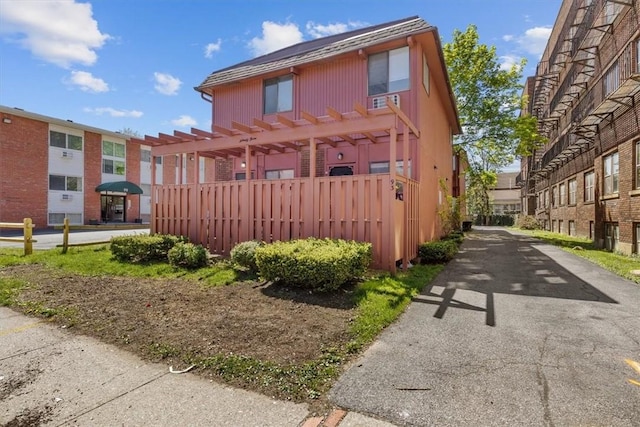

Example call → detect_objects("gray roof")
196 16 433 91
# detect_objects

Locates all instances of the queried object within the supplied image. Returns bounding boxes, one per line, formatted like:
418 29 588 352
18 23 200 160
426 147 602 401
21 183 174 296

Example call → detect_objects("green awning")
95 181 143 195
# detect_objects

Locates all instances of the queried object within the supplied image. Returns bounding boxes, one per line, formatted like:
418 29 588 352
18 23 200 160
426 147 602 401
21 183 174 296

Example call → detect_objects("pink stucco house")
134 16 462 271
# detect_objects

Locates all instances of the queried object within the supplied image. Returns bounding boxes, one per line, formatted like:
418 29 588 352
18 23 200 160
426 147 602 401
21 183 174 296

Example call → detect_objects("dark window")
263 75 293 114
49 175 66 190
368 46 409 96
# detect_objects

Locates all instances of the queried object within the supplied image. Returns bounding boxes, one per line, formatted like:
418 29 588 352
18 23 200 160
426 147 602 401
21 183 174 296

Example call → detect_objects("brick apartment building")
519 0 640 255
0 105 206 228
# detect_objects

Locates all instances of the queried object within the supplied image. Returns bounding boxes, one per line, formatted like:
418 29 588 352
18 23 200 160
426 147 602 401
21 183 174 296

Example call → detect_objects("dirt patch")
2 265 357 403
0 364 42 401
4 406 52 427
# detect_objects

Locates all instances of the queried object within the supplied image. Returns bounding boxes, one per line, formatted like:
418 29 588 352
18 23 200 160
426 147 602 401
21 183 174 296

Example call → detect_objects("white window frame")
584 171 595 202
263 74 293 114
49 174 83 192
568 178 577 205
368 46 410 96
603 152 619 195
265 169 294 179
49 130 83 151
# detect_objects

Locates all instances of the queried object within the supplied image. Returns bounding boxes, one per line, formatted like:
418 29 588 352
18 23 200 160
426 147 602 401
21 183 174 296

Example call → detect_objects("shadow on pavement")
412 228 617 327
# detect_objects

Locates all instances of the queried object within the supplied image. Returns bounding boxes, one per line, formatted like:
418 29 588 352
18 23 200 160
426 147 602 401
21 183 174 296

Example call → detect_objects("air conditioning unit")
372 94 400 109
61 194 73 201
61 151 73 158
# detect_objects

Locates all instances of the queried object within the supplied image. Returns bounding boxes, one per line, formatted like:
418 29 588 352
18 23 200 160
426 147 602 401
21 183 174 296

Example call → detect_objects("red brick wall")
84 131 102 223
0 114 49 228
126 140 141 221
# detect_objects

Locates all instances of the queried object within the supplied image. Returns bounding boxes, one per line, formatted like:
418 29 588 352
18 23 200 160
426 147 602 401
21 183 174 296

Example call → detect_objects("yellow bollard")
23 218 33 255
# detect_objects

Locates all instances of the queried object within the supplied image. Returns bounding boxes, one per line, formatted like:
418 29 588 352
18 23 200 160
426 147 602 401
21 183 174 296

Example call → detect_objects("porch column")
151 154 157 235
242 145 252 242
190 151 200 243
307 137 317 237
402 124 410 270
387 124 398 273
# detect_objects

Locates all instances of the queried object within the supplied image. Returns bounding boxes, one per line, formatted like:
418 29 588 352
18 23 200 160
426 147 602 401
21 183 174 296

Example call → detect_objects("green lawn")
514 229 640 284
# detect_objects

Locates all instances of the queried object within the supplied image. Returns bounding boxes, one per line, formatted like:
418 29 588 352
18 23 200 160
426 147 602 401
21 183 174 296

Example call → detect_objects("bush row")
254 238 372 292
110 234 207 269
418 230 464 264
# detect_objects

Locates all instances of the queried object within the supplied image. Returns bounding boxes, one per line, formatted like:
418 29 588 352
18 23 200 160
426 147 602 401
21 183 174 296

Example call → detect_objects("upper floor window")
635 140 640 189
264 75 293 114
603 151 619 195
559 183 566 206
50 130 82 151
568 178 577 205
103 140 126 176
368 46 409 96
49 174 82 191
552 186 558 207
584 171 595 202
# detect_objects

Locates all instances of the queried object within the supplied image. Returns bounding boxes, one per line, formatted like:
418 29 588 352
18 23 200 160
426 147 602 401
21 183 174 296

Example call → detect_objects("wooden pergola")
132 101 422 271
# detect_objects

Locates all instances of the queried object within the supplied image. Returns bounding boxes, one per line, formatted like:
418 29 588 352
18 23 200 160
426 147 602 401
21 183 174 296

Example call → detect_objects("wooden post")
388 125 397 274
308 137 317 237
403 124 410 270
243 145 252 242
23 218 33 255
62 217 70 254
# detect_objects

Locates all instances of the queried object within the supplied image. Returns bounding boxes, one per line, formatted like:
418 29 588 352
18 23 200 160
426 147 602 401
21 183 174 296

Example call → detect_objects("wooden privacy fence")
0 218 36 255
153 174 419 271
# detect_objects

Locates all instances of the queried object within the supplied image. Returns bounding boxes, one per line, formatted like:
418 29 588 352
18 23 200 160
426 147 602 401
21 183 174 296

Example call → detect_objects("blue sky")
1 0 561 139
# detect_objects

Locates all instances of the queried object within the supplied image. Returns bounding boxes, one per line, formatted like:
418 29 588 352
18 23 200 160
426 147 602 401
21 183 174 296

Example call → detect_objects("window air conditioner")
61 151 73 158
372 94 400 109
61 194 72 201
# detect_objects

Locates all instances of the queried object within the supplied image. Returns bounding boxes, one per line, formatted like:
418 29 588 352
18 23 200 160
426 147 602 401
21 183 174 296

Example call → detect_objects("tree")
443 25 545 221
117 127 141 137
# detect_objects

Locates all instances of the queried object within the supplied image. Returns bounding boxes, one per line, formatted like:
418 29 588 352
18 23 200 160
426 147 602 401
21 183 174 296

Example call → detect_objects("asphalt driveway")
330 227 640 426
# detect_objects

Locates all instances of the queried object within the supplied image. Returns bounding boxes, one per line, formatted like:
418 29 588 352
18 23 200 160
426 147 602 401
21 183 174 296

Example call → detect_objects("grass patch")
0 245 243 287
515 229 640 284
0 277 27 306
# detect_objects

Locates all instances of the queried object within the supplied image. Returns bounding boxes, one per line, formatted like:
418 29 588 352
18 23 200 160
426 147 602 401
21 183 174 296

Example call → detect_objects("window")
423 54 430 95
141 149 151 163
559 220 564 234
589 221 594 240
369 160 412 176
368 46 409 96
584 171 595 202
552 220 556 232
552 186 558 207
155 156 163 165
603 152 619 195
568 220 576 236
544 189 549 208
603 60 620 96
103 140 126 176
49 175 82 191
263 75 293 114
48 212 82 226
568 178 577 205
635 141 640 189
605 222 619 252
635 223 640 254
102 159 125 175
50 130 82 151
265 169 294 179
559 183 566 206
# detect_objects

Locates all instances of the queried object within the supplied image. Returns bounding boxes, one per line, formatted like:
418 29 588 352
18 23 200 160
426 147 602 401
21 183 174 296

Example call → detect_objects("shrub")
255 238 372 292
442 231 464 245
230 240 263 271
110 234 187 263
418 240 458 264
516 215 541 230
168 242 208 269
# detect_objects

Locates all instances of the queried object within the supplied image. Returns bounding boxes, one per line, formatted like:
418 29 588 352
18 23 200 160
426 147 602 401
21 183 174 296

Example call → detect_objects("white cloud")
171 115 197 127
0 0 109 68
248 21 303 57
154 72 182 95
499 55 521 71
68 71 109 93
305 20 367 38
505 26 552 58
205 39 222 58
84 107 143 118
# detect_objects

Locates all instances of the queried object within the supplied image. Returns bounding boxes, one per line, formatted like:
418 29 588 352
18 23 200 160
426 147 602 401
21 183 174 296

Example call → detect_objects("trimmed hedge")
110 234 188 263
418 240 458 264
230 240 263 271
168 242 208 269
255 238 372 291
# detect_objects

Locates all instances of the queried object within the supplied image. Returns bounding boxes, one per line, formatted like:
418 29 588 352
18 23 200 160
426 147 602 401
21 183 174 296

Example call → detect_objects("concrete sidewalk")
0 307 393 427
